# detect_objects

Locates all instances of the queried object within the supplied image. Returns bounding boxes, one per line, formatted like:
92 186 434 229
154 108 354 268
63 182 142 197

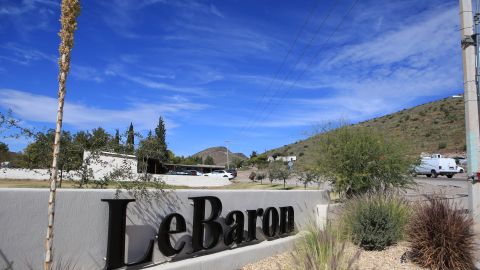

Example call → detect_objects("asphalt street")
408 173 470 210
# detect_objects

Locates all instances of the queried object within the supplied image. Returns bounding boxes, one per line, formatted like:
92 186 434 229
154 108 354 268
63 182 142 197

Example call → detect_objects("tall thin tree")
44 1 80 269
126 122 135 154
155 116 168 162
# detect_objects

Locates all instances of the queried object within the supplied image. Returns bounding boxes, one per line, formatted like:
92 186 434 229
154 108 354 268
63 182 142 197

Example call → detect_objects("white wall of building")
0 168 80 180
267 156 297 162
0 189 329 270
83 151 138 180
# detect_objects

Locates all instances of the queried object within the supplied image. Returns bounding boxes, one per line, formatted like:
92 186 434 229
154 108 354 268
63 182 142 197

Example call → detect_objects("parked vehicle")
226 169 237 178
414 154 458 178
189 170 203 176
457 166 465 173
167 170 189 175
205 170 234 180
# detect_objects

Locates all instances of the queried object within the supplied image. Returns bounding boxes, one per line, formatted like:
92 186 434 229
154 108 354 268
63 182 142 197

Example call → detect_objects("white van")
414 154 458 178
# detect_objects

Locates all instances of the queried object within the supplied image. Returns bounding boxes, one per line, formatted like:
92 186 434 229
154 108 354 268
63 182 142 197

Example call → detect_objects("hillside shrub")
407 196 476 270
248 171 256 181
255 172 265 183
313 125 416 196
290 223 359 270
341 193 410 251
438 142 447 149
268 161 291 188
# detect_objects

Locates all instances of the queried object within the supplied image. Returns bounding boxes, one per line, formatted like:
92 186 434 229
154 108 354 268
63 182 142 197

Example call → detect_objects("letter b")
189 196 223 252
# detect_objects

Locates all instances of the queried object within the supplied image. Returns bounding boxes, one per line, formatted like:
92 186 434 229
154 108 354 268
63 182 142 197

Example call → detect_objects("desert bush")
255 172 266 183
313 125 416 197
290 223 359 270
341 193 410 251
407 196 476 270
248 171 256 181
438 142 447 149
295 164 321 189
268 161 291 188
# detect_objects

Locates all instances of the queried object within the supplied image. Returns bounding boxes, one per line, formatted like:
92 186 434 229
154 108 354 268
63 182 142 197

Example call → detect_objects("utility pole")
460 0 480 222
225 140 230 170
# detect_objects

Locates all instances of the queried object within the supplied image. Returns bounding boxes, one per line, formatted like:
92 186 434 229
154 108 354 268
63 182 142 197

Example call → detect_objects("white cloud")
209 4 225 19
250 4 462 128
0 43 56 65
70 65 104 82
0 89 208 131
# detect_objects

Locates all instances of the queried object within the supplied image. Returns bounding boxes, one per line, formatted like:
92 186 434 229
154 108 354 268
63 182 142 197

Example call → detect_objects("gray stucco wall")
0 189 329 270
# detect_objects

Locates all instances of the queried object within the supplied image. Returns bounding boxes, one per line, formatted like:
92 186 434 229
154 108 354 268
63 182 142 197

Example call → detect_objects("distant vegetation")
0 116 216 170
268 96 466 159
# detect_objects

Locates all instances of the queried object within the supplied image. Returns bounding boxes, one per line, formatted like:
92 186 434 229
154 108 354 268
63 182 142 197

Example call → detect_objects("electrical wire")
245 0 360 134
235 0 323 138
234 0 342 141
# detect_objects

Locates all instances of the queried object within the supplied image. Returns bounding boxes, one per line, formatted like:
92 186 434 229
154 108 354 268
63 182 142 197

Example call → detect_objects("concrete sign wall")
0 189 329 270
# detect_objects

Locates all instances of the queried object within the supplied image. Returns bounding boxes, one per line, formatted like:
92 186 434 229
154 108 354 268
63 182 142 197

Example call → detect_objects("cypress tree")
126 122 134 154
154 116 168 162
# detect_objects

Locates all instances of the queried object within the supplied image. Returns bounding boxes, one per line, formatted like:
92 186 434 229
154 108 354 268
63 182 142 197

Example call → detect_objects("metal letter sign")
102 196 295 268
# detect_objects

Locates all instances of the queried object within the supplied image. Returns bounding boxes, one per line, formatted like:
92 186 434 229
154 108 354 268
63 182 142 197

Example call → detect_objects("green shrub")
438 142 447 149
290 223 359 270
407 196 476 270
313 125 416 196
255 172 265 182
341 193 410 251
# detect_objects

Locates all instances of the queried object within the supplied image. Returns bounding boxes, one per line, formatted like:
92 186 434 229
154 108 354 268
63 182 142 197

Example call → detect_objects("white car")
457 166 465 173
205 170 234 180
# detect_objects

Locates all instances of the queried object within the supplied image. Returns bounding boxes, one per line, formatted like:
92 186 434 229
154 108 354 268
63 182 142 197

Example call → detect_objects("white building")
83 151 138 180
267 155 297 162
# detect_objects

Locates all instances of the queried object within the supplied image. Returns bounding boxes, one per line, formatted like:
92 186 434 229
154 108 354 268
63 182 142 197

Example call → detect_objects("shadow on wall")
0 249 13 270
123 192 304 266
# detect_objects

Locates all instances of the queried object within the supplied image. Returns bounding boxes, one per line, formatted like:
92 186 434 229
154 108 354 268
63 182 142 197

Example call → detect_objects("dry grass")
407 196 476 270
289 224 360 270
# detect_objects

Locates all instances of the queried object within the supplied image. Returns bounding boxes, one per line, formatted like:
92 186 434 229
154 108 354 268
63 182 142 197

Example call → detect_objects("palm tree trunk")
44 1 80 269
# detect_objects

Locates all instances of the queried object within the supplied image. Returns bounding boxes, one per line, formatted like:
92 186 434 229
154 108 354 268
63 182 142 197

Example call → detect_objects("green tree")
313 125 415 197
232 157 244 169
267 161 291 189
90 127 110 150
0 141 9 163
108 129 121 153
204 155 215 165
295 163 321 189
154 116 168 162
23 130 55 168
126 122 134 154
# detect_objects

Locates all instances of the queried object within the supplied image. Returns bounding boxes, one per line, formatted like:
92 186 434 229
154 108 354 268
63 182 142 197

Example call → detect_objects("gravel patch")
240 242 424 270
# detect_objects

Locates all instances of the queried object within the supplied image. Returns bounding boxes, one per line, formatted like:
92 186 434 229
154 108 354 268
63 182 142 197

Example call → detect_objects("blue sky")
0 0 463 156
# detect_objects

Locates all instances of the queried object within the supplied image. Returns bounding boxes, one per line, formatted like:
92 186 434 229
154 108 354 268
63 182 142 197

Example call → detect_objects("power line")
235 0 342 139
245 0 360 133
234 0 323 137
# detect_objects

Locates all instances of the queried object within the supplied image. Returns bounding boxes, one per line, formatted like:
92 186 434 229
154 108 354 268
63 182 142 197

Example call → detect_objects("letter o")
262 207 279 238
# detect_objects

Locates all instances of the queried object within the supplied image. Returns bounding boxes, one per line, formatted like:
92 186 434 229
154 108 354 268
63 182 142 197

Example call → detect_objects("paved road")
238 169 471 208
407 174 469 210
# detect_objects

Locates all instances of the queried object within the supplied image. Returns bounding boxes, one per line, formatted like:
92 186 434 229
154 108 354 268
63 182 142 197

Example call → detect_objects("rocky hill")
193 146 248 166
268 96 466 158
